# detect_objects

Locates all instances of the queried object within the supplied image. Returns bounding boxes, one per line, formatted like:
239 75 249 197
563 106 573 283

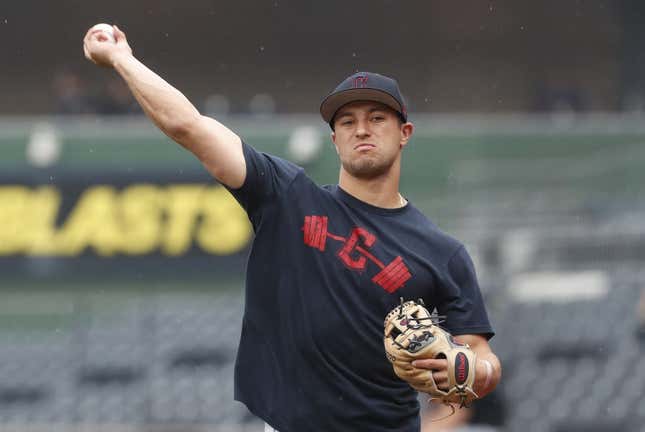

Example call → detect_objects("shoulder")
405 205 464 262
241 141 304 176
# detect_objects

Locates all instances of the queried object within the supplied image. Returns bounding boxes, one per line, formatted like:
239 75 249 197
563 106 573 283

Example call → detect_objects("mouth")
354 143 376 151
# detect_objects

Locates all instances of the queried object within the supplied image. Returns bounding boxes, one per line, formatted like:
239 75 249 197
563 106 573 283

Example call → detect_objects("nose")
355 118 371 138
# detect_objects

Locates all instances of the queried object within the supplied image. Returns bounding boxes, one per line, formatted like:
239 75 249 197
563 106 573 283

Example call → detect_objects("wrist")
480 359 493 392
474 358 494 395
110 51 133 69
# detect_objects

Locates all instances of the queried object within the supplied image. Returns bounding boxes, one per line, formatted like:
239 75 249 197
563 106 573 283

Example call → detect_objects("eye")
341 119 354 126
371 115 385 122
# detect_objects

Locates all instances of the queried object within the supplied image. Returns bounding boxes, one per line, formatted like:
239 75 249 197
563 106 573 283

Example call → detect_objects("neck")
338 164 404 209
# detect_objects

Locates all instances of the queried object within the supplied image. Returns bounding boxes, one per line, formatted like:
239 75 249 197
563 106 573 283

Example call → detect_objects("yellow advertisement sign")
0 184 252 257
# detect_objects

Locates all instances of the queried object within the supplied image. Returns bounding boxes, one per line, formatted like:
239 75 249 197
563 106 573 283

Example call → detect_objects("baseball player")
84 25 501 432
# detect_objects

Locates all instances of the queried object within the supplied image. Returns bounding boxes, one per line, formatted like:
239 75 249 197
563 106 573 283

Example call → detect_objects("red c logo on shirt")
337 227 375 270
302 216 412 292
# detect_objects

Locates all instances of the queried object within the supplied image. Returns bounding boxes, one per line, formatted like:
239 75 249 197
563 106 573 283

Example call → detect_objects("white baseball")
91 23 116 43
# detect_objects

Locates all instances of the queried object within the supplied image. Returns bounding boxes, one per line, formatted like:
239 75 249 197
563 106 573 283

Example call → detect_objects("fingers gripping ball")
90 23 116 43
383 299 478 408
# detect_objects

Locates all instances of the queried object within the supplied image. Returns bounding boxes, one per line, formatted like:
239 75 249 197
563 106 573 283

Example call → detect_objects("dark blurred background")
1 0 644 115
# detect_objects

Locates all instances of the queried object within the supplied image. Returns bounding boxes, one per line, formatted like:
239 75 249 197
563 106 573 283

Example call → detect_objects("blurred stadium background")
1 1 645 431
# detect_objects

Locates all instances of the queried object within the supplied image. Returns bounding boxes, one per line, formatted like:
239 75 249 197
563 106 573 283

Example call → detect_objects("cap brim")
319 88 403 124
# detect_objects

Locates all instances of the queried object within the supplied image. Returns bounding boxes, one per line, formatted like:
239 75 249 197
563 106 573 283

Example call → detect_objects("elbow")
165 113 202 143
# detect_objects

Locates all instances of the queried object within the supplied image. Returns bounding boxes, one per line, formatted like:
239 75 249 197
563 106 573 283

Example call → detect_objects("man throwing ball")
83 24 501 432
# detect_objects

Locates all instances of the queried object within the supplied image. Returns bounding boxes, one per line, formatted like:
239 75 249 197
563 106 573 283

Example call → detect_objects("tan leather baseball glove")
384 299 478 408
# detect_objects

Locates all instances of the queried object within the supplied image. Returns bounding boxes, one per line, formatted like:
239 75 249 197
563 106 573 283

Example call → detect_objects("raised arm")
83 24 246 188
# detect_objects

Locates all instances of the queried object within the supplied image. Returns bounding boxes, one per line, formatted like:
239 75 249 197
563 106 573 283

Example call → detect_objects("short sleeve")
225 141 303 224
436 246 494 339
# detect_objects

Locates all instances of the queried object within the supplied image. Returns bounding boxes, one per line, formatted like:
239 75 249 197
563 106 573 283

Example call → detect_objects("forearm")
111 52 201 143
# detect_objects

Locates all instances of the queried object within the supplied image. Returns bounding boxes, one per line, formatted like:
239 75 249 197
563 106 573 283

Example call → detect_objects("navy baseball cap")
320 72 408 128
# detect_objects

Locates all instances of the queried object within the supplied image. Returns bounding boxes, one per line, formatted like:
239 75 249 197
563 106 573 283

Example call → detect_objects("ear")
399 122 414 149
331 131 339 155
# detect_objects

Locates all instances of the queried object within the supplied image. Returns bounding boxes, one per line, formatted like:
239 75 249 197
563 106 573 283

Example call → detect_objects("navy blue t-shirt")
226 142 493 432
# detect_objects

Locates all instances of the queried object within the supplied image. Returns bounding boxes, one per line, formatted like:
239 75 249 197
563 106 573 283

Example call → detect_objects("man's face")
331 101 413 179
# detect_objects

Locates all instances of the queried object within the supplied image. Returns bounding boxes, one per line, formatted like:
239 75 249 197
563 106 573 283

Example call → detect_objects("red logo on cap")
352 75 368 88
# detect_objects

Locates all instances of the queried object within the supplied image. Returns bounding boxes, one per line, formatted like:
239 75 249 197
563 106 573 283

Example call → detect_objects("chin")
343 159 391 179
